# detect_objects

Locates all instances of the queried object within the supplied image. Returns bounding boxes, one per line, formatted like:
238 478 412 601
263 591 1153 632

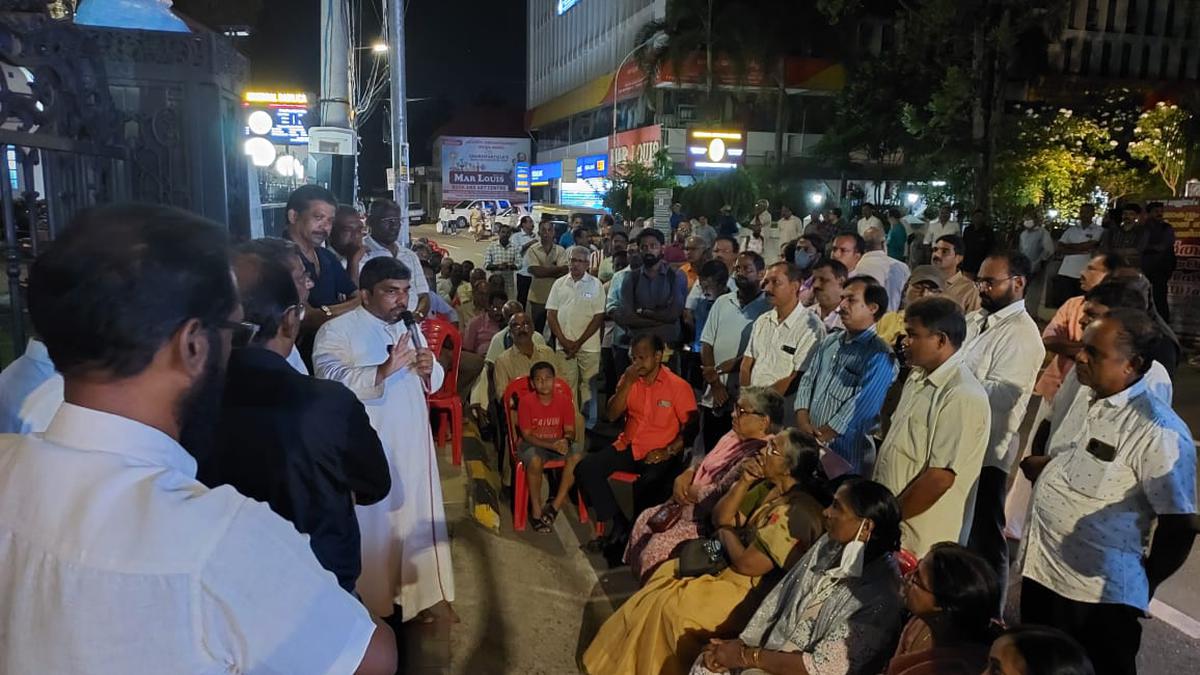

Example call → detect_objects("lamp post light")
808 192 825 206
611 31 669 140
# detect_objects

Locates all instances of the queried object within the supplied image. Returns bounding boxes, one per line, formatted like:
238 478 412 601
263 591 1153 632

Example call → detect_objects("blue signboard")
530 161 562 185
575 153 608 179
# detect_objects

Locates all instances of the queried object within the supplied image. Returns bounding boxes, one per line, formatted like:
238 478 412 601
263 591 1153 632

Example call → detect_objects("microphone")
399 310 421 350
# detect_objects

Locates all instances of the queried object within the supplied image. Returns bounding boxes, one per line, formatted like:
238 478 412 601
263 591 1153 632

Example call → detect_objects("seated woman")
986 625 1095 675
885 542 1001 675
583 430 830 675
625 387 787 583
692 479 904 675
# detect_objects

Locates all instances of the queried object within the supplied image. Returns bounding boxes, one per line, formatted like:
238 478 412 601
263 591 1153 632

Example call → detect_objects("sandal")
541 503 558 523
531 515 553 533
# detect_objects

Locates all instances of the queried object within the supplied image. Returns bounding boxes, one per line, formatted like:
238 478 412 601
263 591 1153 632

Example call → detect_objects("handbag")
647 501 685 533
676 537 729 578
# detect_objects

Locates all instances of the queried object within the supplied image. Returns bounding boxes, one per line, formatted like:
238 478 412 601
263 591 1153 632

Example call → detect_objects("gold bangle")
752 647 762 667
739 644 752 668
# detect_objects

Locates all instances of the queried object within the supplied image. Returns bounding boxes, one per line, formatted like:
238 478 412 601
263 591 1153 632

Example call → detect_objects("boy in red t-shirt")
517 361 580 533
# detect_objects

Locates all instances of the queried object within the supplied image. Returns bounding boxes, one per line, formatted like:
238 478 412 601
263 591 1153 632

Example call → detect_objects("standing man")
856 202 884 236
201 250 391 594
546 246 606 419
483 224 521 301
830 232 865 275
794 277 899 474
614 229 688 369
923 205 960 248
1101 202 1147 267
699 252 771 448
511 215 539 305
741 262 827 410
807 259 848 331
717 204 739 237
930 235 982 313
330 205 367 278
1141 200 1176 322
960 208 995 278
1050 203 1103 307
873 297 989 557
807 207 838 243
313 257 455 624
680 235 711 290
738 200 769 256
960 251 1045 591
284 185 359 352
1 204 395 673
852 226 911 315
669 202 686 232
776 204 804 252
360 199 431 321
691 215 717 246
885 208 908 262
1018 208 1055 276
1019 310 1196 675
576 334 698 563
525 220 569 334
597 230 628 283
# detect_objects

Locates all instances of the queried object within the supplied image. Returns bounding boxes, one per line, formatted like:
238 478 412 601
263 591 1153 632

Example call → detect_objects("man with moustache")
930 234 981 313
806 259 848 331
483 223 521 301
614 229 688 368
959 251 1045 594
285 185 359 325
0 204 396 673
525 220 570 334
741 261 826 413
794 277 898 474
698 252 771 448
330 205 367 279
359 199 432 321
313 257 454 624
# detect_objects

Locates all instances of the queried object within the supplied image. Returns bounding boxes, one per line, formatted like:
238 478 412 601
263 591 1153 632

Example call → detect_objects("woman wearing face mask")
984 625 1094 675
783 234 825 306
691 478 904 675
583 430 831 675
885 542 1001 675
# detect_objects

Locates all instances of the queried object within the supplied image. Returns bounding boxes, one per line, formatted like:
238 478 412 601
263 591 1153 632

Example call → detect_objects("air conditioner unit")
308 127 357 156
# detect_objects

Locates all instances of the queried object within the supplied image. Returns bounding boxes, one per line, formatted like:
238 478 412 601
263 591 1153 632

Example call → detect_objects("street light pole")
387 0 410 245
611 32 669 141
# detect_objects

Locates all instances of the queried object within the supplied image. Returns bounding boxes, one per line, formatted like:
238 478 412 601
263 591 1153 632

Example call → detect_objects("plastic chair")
503 376 589 531
896 549 919 578
422 317 463 465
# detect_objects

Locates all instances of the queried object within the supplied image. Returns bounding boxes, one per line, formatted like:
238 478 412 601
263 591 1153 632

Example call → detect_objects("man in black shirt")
199 249 390 593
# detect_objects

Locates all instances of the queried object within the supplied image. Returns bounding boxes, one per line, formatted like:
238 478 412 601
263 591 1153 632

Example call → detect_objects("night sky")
232 0 527 188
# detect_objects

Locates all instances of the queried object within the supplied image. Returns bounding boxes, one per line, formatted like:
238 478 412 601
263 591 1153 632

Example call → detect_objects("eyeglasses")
974 275 1016 290
732 405 765 418
216 319 261 347
569 257 590 264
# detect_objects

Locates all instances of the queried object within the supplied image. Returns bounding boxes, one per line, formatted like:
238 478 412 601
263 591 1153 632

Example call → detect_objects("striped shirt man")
794 325 898 473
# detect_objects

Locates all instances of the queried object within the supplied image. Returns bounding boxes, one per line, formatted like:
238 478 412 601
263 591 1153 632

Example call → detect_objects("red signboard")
609 124 662 171
1163 198 1200 344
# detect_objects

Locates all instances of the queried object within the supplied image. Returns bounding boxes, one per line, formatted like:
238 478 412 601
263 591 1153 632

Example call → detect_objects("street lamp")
808 192 824 206
1047 208 1059 220
904 192 919 205
611 31 669 141
371 42 388 53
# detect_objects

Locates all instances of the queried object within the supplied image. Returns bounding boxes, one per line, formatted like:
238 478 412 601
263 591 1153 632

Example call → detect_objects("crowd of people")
0 187 1190 675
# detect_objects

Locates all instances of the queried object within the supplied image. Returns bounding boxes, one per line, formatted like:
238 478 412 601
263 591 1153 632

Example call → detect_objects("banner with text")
609 125 662 173
440 136 531 202
1163 198 1200 345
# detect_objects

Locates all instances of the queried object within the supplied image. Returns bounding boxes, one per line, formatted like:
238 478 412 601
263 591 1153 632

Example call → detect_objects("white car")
437 199 529 232
408 202 426 226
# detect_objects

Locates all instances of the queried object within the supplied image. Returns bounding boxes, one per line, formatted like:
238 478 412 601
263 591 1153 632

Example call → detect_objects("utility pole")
319 0 354 204
387 0 411 246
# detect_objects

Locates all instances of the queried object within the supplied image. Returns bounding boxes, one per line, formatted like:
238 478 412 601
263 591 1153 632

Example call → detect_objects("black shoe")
582 535 610 554
602 535 629 568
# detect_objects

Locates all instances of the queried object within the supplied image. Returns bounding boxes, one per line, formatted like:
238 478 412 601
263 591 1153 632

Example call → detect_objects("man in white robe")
313 255 455 622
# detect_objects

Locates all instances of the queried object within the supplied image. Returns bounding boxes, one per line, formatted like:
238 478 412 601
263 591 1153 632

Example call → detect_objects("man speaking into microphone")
314 256 456 624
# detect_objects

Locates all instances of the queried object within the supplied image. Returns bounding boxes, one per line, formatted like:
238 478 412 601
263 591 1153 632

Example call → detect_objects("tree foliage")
1128 102 1193 196
603 150 677 220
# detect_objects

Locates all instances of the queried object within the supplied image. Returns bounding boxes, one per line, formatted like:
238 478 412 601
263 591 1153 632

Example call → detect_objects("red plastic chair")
896 549 919 578
503 376 589 531
422 317 463 466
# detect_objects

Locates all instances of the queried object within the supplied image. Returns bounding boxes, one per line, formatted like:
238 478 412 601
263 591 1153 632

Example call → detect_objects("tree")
1128 102 1194 197
604 149 677 220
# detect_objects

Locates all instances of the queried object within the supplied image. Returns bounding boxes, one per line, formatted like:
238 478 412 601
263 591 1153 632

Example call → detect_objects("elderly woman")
692 479 904 675
625 387 786 583
583 430 830 675
885 543 1000 675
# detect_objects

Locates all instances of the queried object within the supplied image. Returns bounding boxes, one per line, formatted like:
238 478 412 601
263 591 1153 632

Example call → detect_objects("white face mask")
1023 219 1036 229
828 519 868 579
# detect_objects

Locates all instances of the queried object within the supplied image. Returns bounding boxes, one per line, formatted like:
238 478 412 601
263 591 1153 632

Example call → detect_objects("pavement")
414 228 1200 673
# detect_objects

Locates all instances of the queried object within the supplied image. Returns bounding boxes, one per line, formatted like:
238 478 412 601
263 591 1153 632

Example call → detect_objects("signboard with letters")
1162 198 1200 345
530 161 562 186
439 136 531 202
609 125 661 172
575 153 608 179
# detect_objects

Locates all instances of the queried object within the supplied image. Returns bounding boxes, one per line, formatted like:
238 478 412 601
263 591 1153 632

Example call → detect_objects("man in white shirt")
1018 309 1195 675
740 261 826 411
776 204 804 251
1018 208 1055 275
856 202 885 236
830 232 864 275
922 204 960 246
0 204 395 674
0 337 56 433
960 251 1045 592
699 252 770 447
511 215 539 305
546 246 606 418
851 226 910 314
874 297 989 557
359 199 432 320
1050 203 1104 306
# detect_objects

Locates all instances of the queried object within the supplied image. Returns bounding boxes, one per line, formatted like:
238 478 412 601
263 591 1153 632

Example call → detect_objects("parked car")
437 199 529 232
408 201 425 226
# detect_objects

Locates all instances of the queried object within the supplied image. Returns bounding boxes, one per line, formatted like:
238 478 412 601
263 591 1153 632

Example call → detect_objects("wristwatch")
320 305 332 318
